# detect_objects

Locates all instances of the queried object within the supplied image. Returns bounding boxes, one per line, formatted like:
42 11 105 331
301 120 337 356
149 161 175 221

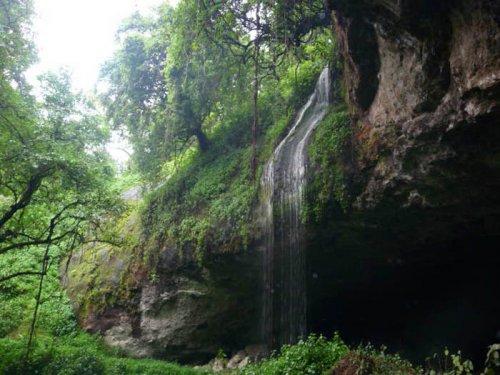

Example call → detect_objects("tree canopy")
100 0 329 182
0 1 121 282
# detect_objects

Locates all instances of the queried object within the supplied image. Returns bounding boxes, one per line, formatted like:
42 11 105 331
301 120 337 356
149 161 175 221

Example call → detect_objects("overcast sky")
27 0 176 165
28 0 170 92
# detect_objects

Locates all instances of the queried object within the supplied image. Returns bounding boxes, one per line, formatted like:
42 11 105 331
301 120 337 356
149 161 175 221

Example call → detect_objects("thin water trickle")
261 67 331 349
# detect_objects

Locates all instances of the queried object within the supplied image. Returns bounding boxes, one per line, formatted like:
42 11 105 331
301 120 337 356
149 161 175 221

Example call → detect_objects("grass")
0 334 210 375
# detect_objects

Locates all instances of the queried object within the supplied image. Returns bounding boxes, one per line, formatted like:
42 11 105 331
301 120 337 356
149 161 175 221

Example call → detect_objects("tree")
100 0 330 182
0 70 120 271
165 0 241 152
100 9 172 179
0 71 121 352
101 2 247 180
0 0 35 85
1 2 123 355
195 0 329 179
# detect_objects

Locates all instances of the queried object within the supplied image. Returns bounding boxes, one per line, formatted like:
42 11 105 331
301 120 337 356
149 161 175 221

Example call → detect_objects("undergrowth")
239 334 348 375
235 335 499 375
0 334 208 375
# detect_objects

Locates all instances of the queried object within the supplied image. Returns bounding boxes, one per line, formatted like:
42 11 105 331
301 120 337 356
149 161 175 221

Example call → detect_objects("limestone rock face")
335 0 499 211
64 242 262 364
323 0 500 251
308 0 500 364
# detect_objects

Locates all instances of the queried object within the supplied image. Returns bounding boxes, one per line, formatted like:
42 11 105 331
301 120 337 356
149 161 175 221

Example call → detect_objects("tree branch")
0 168 49 236
0 270 44 283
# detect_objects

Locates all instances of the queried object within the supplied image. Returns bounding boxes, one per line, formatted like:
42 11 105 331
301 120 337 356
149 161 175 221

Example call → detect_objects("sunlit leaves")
0 0 35 82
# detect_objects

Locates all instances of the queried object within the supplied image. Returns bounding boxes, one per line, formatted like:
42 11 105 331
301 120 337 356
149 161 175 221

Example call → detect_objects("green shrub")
240 333 348 375
425 348 475 375
482 344 500 375
0 334 208 375
38 295 78 337
45 350 106 375
338 344 419 375
0 337 53 375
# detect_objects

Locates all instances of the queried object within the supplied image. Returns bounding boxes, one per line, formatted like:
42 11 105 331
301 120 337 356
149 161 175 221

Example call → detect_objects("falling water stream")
261 67 331 349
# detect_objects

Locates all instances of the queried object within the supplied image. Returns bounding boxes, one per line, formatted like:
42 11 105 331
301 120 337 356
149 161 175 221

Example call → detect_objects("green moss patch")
307 106 351 221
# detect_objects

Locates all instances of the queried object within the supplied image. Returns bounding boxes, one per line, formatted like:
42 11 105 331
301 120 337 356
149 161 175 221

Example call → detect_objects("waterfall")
261 67 331 349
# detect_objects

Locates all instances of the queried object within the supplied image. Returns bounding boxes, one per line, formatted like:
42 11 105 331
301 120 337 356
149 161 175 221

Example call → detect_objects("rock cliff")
308 0 500 364
64 0 499 364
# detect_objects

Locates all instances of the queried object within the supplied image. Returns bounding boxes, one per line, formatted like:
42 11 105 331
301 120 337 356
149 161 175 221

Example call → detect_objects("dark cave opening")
308 231 500 366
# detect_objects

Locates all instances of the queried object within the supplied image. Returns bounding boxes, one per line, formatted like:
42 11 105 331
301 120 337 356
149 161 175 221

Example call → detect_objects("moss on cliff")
306 106 352 221
64 56 335 330
64 204 144 321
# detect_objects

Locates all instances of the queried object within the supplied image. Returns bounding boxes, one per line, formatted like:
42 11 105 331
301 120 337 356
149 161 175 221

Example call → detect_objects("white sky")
27 0 177 166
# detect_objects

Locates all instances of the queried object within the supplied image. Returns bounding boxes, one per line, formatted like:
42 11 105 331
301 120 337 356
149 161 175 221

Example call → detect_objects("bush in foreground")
239 334 348 375
236 334 499 375
0 334 207 375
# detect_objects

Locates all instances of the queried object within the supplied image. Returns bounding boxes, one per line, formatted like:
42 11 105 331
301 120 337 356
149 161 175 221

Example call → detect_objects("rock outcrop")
308 0 500 364
100 251 261 363
64 217 262 364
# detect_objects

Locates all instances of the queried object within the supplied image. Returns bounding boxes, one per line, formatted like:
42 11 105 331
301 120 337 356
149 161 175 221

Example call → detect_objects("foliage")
336 344 420 375
239 339 498 375
239 333 348 375
165 0 244 152
425 348 475 375
1 0 126 364
142 131 257 265
329 344 500 375
140 51 332 266
195 0 328 64
0 244 77 337
0 70 123 278
307 106 351 220
101 0 334 183
100 7 172 179
0 0 35 83
0 334 209 375
481 344 500 375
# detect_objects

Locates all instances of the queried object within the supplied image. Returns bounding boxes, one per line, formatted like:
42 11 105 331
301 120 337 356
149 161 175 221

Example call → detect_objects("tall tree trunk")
26 244 50 359
194 126 209 152
251 1 261 181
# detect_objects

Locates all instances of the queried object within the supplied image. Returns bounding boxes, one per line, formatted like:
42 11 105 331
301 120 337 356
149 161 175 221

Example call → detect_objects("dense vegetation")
0 0 123 359
97 0 336 268
1 0 498 374
0 0 339 371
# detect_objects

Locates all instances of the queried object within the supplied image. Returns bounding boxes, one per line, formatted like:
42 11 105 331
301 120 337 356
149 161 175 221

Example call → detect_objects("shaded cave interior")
307 209 500 366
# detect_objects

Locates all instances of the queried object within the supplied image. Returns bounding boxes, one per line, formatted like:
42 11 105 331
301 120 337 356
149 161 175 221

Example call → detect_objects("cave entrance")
308 221 500 366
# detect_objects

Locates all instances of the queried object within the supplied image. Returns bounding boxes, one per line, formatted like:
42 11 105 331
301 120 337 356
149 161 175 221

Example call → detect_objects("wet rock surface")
65 243 262 364
309 0 500 365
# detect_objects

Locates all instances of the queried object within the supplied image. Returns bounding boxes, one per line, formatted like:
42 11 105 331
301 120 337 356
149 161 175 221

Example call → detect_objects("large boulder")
63 213 262 364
